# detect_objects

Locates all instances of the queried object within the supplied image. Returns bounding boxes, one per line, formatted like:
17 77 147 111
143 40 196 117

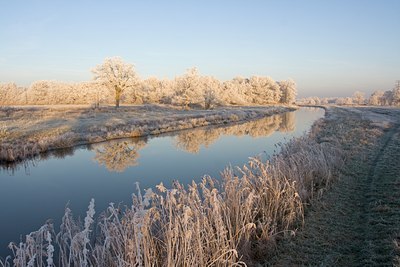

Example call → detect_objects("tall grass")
1 125 344 266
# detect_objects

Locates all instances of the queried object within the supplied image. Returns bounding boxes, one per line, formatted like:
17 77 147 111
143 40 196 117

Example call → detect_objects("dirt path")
267 107 400 266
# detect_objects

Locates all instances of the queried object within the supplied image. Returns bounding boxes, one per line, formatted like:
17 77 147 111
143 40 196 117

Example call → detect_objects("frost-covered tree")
279 79 297 104
141 77 161 104
246 76 281 104
203 88 216 109
220 77 248 105
297 96 324 105
201 76 221 109
0 82 26 105
352 91 365 105
308 98 317 105
247 76 263 103
27 81 52 104
381 90 393 106
139 77 175 104
76 81 110 106
92 57 139 108
368 90 384 106
320 98 329 105
159 79 175 104
172 67 203 108
313 97 321 105
334 98 343 105
392 83 400 106
336 97 353 105
0 82 15 105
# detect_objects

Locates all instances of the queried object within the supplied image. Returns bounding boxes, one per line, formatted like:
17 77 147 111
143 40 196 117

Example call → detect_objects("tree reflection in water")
175 111 295 154
92 139 147 172
0 147 76 175
90 111 296 172
1 112 296 174
279 112 295 132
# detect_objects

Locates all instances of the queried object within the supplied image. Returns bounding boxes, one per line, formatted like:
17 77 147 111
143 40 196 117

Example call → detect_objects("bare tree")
92 57 139 108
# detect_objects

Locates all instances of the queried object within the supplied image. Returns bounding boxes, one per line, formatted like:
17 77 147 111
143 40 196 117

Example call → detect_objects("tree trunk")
115 88 121 108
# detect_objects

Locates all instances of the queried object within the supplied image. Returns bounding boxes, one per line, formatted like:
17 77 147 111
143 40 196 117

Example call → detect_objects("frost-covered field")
0 104 294 163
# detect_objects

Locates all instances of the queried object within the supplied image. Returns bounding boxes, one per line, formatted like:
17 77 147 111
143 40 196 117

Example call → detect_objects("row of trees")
0 57 297 108
298 82 400 106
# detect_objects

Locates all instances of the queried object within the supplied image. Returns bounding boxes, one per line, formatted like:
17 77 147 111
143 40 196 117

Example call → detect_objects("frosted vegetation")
0 57 297 108
0 113 344 266
298 82 400 106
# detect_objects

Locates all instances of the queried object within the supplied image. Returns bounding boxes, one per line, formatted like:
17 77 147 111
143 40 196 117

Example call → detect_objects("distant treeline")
0 68 296 108
298 83 400 106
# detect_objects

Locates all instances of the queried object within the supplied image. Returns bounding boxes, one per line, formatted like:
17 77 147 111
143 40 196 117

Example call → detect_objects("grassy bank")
268 106 400 266
0 104 294 163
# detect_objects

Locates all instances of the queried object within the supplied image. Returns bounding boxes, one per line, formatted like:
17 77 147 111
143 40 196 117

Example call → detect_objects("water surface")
0 107 324 257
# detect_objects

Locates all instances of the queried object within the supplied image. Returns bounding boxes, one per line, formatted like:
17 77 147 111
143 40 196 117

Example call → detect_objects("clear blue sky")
0 0 399 97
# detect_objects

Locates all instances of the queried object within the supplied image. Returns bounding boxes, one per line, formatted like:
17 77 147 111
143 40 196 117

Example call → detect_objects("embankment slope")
268 107 400 266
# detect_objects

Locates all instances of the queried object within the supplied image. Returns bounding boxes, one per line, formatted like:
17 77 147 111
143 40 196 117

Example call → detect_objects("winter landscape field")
1 1 400 266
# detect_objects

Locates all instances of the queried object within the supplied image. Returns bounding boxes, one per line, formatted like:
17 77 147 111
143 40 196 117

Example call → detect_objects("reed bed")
0 119 344 267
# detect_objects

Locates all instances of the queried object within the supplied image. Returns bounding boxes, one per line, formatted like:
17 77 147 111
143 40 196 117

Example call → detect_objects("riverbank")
0 104 295 163
267 106 400 266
